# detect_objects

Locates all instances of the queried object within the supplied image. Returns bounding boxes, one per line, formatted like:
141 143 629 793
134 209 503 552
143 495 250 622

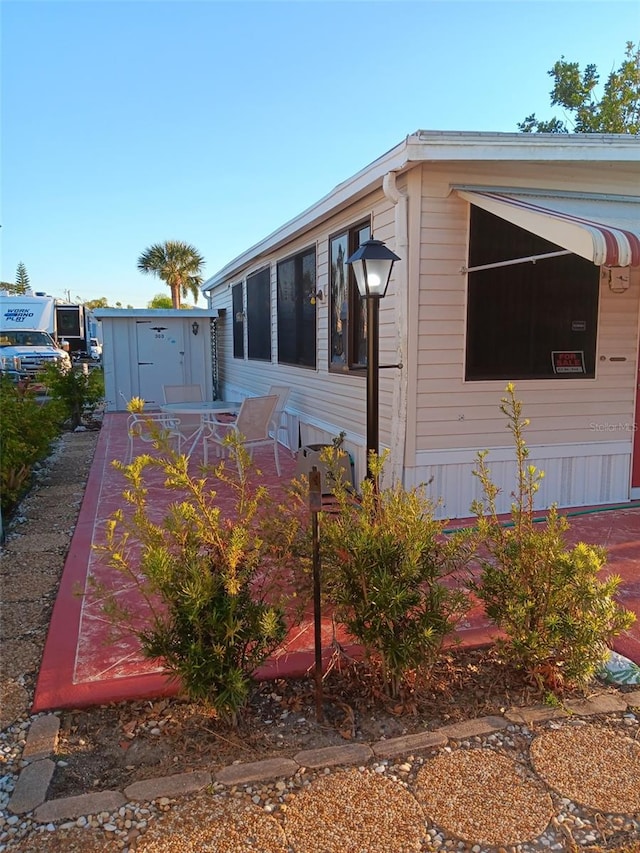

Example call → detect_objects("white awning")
455 188 640 267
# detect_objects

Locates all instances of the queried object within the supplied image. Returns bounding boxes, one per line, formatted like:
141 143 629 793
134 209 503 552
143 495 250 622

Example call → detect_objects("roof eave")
203 131 640 292
202 135 413 292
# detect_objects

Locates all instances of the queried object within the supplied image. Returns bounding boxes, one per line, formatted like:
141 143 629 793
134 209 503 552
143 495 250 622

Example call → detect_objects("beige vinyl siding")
207 151 638 509
209 187 400 479
413 163 640 454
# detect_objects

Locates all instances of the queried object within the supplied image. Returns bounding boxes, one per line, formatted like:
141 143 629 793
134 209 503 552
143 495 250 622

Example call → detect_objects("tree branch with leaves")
519 41 639 134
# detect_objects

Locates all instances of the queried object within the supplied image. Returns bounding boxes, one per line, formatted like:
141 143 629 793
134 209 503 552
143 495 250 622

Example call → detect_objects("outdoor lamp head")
346 238 400 298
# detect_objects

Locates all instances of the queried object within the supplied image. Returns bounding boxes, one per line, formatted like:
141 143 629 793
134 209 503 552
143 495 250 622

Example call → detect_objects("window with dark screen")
232 282 244 359
246 267 271 361
465 207 599 380
276 247 316 368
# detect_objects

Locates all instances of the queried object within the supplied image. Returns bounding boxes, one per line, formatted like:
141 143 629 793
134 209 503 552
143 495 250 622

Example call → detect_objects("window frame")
328 219 371 373
246 266 272 362
231 281 244 360
276 244 317 369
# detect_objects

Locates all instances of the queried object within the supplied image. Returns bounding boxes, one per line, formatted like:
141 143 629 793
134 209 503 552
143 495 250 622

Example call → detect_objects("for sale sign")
551 351 586 374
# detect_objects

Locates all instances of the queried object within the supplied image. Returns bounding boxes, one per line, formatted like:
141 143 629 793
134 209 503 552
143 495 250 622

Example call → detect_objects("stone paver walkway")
4 690 640 851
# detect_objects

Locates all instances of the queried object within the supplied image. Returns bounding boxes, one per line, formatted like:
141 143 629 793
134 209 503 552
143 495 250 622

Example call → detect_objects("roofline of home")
202 130 639 292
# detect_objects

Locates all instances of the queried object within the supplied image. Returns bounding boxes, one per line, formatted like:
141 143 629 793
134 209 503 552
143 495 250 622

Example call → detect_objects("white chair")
126 412 182 463
163 384 203 403
162 384 204 444
267 384 292 450
202 395 280 474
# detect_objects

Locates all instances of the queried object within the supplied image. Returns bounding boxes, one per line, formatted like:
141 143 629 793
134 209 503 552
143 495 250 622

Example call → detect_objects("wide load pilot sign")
551 351 586 374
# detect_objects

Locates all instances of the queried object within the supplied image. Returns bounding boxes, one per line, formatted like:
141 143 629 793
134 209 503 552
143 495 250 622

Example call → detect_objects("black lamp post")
346 238 400 480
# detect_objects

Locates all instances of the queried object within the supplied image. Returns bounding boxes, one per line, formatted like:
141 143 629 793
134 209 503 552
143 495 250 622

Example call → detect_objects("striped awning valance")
455 188 640 267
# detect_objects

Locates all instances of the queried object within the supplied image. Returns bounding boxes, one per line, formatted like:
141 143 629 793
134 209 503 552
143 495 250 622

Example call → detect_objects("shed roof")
94 308 221 319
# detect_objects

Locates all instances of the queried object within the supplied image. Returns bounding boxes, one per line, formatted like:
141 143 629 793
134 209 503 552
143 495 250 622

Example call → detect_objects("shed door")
136 320 186 406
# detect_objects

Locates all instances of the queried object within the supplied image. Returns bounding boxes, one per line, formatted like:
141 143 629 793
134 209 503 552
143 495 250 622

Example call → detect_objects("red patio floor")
32 413 640 712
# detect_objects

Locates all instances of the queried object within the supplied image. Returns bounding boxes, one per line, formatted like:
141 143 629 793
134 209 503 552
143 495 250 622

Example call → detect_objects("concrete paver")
124 770 211 802
626 688 640 707
33 790 127 823
22 714 60 762
294 743 373 768
373 730 447 758
8 760 55 815
565 693 629 715
438 714 509 739
215 757 298 786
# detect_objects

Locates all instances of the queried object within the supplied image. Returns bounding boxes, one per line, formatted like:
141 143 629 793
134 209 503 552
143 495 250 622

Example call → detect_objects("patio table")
159 400 241 457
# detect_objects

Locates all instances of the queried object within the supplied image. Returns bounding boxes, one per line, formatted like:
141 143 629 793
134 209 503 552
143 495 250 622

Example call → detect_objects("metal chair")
125 412 183 463
162 384 204 444
267 384 292 450
202 395 280 474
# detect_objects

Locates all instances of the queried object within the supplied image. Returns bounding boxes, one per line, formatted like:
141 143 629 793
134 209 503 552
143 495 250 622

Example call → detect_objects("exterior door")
135 319 186 406
633 337 640 495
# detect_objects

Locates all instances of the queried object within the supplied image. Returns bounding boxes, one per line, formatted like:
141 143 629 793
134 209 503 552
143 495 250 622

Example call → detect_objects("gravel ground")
1 429 640 851
414 749 553 845
9 723 639 853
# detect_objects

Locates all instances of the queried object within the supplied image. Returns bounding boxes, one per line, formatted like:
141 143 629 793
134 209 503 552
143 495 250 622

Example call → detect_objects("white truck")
0 294 72 377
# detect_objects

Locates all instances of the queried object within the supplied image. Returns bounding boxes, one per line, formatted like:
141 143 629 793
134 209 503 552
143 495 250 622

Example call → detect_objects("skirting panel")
408 441 633 520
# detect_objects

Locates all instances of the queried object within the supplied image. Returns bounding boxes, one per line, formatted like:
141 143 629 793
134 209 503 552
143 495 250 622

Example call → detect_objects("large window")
277 247 316 368
329 221 371 370
465 207 599 380
232 282 244 359
246 267 271 361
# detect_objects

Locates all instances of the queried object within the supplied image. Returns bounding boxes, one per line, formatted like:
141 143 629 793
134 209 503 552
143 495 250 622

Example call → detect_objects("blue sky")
2 0 636 307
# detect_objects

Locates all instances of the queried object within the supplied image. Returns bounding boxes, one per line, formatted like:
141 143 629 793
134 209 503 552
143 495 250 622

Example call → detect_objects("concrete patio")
33 412 640 713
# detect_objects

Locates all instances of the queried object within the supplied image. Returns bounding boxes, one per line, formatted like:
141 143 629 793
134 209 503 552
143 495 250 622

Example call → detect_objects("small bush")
320 449 472 699
0 376 62 514
96 430 294 724
40 363 104 429
471 384 636 690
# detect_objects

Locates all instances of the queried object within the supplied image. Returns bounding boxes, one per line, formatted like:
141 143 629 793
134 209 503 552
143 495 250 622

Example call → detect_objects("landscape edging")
9 689 640 822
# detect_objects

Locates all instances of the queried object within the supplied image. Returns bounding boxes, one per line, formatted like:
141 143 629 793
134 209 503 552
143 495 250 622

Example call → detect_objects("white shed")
95 308 224 411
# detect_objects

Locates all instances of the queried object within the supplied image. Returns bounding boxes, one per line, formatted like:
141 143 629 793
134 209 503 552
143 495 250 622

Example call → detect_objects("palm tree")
137 241 205 309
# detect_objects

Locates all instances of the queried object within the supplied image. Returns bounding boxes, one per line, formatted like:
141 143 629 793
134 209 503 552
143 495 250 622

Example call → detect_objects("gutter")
382 171 409 486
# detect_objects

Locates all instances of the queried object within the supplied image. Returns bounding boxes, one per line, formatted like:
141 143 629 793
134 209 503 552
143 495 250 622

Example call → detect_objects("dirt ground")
0 427 633 803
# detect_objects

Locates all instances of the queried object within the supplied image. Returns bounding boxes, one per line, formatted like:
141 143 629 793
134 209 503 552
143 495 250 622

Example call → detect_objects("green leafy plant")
319 448 472 699
0 376 62 514
471 384 636 690
40 362 104 429
519 41 639 134
96 434 297 724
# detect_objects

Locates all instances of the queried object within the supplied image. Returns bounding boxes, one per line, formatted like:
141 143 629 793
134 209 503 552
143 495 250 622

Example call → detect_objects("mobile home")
203 131 640 519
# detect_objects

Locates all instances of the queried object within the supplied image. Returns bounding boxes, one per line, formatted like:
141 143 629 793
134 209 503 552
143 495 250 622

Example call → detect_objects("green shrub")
96 431 294 724
40 363 104 429
319 449 472 699
0 376 61 514
471 384 636 690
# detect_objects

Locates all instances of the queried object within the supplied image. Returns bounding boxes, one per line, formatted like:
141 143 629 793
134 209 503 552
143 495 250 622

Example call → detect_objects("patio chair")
125 412 183 463
267 384 292 451
202 394 280 474
162 384 204 444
